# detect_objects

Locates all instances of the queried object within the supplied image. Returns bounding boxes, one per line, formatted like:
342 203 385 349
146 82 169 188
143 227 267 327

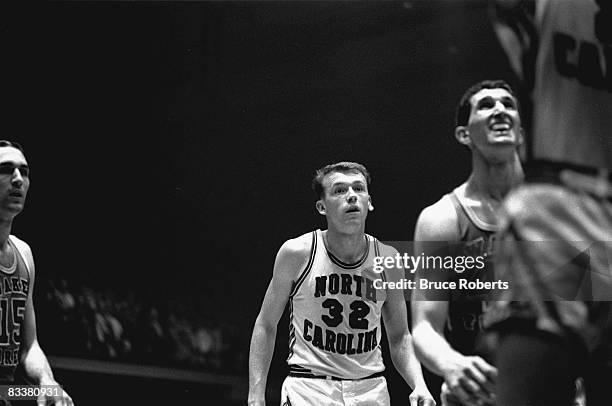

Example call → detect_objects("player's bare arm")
16 238 74 406
411 200 496 404
248 234 311 406
380 244 436 406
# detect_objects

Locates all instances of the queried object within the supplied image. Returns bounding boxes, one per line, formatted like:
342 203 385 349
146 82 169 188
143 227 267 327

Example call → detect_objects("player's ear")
316 200 326 215
455 126 471 147
368 197 374 212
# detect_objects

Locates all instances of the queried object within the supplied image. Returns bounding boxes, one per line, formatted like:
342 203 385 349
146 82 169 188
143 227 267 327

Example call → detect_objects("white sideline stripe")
47 356 245 386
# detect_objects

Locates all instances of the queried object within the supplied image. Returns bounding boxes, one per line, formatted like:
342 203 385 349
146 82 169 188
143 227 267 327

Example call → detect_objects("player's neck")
0 231 11 253
0 235 10 256
323 229 367 264
0 217 12 248
469 154 523 201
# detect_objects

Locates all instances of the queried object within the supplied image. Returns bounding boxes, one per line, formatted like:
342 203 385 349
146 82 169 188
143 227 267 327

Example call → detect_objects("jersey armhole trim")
289 230 317 299
373 237 387 283
450 189 498 233
8 236 30 279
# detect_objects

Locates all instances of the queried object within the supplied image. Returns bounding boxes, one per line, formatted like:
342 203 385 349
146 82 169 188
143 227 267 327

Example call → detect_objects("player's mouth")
345 206 360 214
488 115 513 132
8 190 23 198
490 122 511 131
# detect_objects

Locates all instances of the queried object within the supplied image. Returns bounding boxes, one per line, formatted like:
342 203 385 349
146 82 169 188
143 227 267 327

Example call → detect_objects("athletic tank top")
444 188 497 355
286 229 386 379
0 237 31 382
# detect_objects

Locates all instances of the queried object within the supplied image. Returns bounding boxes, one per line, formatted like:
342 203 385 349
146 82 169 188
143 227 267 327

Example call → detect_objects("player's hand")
409 384 436 406
442 355 496 405
36 383 73 406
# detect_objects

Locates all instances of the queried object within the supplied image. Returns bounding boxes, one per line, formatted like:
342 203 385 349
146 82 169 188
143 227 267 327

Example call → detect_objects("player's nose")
346 189 358 203
492 100 507 113
11 169 24 187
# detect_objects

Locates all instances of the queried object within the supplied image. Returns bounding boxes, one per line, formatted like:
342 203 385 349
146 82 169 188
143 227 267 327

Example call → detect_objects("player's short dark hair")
312 162 371 199
0 140 25 155
455 80 519 127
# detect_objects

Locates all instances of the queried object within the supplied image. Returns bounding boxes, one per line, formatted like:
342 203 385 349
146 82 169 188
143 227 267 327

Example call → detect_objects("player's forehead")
470 87 515 106
0 147 27 166
323 170 367 188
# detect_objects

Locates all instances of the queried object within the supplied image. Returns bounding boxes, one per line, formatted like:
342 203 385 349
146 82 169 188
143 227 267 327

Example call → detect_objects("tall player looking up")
248 162 434 406
411 80 524 406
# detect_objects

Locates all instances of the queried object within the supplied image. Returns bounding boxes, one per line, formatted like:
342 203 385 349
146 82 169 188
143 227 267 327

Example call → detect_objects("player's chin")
486 140 520 156
339 220 365 233
344 215 365 225
3 203 24 214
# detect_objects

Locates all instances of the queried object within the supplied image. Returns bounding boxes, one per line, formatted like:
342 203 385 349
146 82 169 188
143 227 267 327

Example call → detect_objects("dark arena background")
2 1 516 404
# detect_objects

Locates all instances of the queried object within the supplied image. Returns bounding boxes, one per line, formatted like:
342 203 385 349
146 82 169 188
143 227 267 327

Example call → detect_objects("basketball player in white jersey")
485 1 612 405
248 162 435 406
411 80 524 406
0 141 73 405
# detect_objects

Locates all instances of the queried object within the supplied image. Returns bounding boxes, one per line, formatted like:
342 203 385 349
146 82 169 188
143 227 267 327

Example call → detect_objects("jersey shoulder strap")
9 235 32 278
450 187 497 233
289 230 318 298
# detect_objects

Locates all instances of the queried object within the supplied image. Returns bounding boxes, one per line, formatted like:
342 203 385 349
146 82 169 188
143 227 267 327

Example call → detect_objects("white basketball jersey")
532 0 612 168
286 229 387 379
493 0 612 169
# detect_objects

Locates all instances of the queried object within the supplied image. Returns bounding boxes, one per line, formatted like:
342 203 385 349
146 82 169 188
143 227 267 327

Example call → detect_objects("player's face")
317 171 372 233
0 147 30 217
464 88 523 155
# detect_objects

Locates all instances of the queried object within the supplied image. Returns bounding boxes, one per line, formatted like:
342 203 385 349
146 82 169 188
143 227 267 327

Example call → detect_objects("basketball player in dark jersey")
0 141 73 405
485 1 612 405
411 80 524 406
248 162 434 406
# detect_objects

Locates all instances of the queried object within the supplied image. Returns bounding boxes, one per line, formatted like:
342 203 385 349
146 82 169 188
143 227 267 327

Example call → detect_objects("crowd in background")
36 277 247 374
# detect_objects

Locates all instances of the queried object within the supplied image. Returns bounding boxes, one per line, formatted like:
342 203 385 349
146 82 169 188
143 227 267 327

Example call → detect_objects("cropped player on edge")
248 162 434 406
485 1 612 404
0 141 73 406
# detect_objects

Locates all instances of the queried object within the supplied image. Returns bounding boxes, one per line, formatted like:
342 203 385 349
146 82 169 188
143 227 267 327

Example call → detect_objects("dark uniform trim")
288 231 318 359
373 237 387 282
289 231 318 299
325 234 369 270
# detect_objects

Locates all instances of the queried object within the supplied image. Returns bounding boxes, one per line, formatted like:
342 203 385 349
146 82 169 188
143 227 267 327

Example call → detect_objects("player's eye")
503 100 517 109
353 185 364 192
0 166 29 177
478 99 494 109
0 166 16 175
334 187 347 195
